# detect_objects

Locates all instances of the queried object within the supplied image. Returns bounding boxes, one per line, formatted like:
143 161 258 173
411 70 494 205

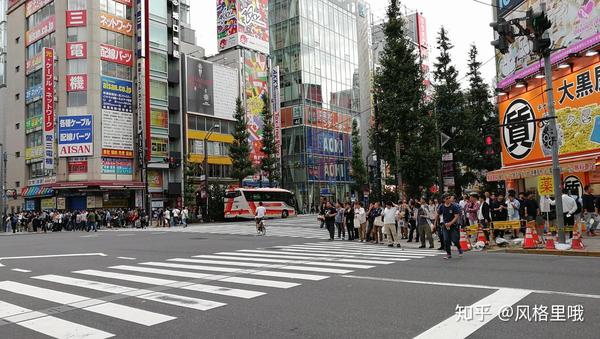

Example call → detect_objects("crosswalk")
0 241 442 338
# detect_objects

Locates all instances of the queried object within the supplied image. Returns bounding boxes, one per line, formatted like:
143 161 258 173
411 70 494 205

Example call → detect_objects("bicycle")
256 217 266 236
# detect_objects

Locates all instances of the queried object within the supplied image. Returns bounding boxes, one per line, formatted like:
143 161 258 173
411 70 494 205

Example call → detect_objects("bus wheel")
282 210 289 219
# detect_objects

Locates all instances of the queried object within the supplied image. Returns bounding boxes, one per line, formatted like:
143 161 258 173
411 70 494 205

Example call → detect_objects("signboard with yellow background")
499 62 600 167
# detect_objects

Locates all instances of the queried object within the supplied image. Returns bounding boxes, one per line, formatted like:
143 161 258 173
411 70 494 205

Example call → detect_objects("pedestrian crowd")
153 207 190 228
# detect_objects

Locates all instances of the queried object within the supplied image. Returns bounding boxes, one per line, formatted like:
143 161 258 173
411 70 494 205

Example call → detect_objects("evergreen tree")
183 155 201 212
260 93 279 187
372 0 438 197
350 119 367 197
229 97 254 186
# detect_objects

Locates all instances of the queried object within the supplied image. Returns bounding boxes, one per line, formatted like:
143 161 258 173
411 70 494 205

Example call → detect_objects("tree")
350 119 367 197
260 93 279 187
183 155 201 212
372 0 438 198
229 97 254 185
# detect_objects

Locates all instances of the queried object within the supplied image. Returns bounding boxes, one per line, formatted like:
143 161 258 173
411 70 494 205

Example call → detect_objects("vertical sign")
271 66 281 169
171 0 180 58
135 0 146 58
136 0 151 161
43 47 55 171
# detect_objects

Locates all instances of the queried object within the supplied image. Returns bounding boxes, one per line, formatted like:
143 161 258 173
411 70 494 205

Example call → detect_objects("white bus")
224 188 298 219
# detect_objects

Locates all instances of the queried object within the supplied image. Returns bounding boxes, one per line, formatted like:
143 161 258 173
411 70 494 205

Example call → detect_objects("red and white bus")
224 188 298 219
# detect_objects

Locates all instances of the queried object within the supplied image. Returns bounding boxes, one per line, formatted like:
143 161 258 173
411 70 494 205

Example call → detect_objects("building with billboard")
487 0 600 197
2 0 197 213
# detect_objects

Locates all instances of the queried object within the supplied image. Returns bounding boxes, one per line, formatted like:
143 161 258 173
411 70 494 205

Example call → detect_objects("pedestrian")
173 207 181 226
354 201 366 242
408 200 419 243
344 202 354 241
399 200 410 239
582 185 598 236
335 202 345 239
318 197 327 229
435 194 463 259
182 206 189 227
87 210 97 232
366 202 375 242
550 189 578 238
324 201 337 241
465 194 480 227
507 193 521 238
417 199 434 248
382 201 400 248
370 202 383 244
491 193 508 238
478 194 491 240
164 208 171 227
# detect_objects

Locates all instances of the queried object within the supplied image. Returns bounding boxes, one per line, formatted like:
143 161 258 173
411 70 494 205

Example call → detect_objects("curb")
500 248 600 257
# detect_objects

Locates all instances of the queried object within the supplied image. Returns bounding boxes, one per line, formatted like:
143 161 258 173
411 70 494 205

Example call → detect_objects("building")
487 0 600 197
2 0 195 213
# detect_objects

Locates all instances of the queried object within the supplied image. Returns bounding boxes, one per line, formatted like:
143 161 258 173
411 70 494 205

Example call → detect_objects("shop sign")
66 74 88 92
41 197 56 211
67 158 88 174
100 44 133 66
25 146 44 161
537 175 554 196
26 115 42 132
66 42 87 59
99 12 133 36
42 48 55 170
25 53 43 74
66 10 87 27
58 115 93 157
25 84 43 103
25 15 55 46
25 0 53 17
101 157 133 175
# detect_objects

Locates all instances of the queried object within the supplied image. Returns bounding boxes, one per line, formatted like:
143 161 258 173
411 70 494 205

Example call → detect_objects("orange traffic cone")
459 229 471 251
477 225 488 245
544 232 556 250
571 231 585 250
523 226 537 249
531 226 540 244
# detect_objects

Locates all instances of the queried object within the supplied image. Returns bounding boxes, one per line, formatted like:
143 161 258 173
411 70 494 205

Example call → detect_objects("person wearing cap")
435 194 463 259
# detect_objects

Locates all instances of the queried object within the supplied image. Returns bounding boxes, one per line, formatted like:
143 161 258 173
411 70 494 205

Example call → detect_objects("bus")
224 188 298 219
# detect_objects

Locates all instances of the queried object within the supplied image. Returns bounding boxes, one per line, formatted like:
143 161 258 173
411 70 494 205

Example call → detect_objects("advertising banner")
43 48 55 170
26 115 42 133
41 197 56 211
497 0 600 88
147 170 163 192
237 0 270 55
101 76 133 158
66 74 88 92
66 10 87 27
271 66 282 163
25 0 53 17
101 157 133 175
304 106 353 133
217 0 239 52
25 84 43 103
99 12 133 36
186 58 214 115
67 157 88 174
150 108 168 129
58 115 93 157
306 127 352 157
100 44 133 66
499 62 600 167
25 53 43 74
243 50 268 164
307 157 351 182
66 42 87 59
101 76 133 111
25 146 44 162
25 15 55 46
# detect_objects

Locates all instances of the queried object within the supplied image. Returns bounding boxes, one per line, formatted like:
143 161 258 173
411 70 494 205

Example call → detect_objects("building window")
67 27 87 42
27 131 43 147
149 21 168 50
101 60 131 79
68 59 87 74
26 100 42 119
67 91 87 107
180 3 190 24
26 33 55 59
29 162 44 179
15 181 20 188
15 152 20 158
150 108 168 129
150 79 168 102
15 123 20 130
100 30 133 50
26 2 55 30
68 0 87 10
149 0 167 19
149 50 167 74
15 93 19 100
100 0 131 20
15 65 19 73
15 36 19 44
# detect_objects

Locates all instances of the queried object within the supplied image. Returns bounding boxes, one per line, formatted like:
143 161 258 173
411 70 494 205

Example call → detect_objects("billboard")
243 50 268 164
499 62 600 167
186 58 214 115
58 115 93 157
26 115 42 133
148 170 163 192
66 74 88 92
100 44 133 66
307 157 351 182
217 0 270 55
497 0 600 88
26 0 53 17
66 42 87 59
150 108 168 129
213 63 239 119
43 48 55 170
26 15 55 46
101 76 134 158
99 12 133 36
306 127 352 158
101 157 133 175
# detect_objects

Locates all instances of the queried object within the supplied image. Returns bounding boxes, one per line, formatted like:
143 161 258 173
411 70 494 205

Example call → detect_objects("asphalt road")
0 217 598 339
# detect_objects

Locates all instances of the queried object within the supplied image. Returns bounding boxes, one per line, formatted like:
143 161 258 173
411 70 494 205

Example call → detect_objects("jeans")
437 224 445 248
408 220 419 242
366 222 373 242
335 222 344 238
441 225 461 256
583 212 599 232
325 221 335 239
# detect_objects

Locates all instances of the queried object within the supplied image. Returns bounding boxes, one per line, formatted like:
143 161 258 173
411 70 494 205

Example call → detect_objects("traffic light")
526 7 552 55
484 135 495 155
490 18 515 55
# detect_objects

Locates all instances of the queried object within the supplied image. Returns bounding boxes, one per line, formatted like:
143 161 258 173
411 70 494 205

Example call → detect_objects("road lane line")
0 253 106 267
11 268 32 273
294 244 440 255
413 288 531 339
277 265 352 274
117 257 136 260
214 252 328 260
192 255 377 268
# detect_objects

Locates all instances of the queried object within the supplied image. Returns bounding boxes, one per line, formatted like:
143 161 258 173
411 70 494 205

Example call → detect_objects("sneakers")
388 244 394 247
396 244 402 248
443 255 451 260
418 245 426 248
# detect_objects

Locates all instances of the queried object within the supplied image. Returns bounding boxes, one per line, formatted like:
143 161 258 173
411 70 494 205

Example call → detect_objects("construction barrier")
490 220 521 230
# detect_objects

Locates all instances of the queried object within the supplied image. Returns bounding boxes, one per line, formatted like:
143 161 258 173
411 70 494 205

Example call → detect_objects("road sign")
441 132 450 147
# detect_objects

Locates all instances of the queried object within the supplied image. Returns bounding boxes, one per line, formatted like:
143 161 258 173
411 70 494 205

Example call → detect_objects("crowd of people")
317 185 598 259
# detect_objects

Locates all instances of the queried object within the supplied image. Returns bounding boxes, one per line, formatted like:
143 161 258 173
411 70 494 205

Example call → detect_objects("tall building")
270 0 368 212
2 0 194 213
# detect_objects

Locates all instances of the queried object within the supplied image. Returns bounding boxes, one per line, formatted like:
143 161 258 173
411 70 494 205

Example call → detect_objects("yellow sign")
41 197 56 211
537 175 555 196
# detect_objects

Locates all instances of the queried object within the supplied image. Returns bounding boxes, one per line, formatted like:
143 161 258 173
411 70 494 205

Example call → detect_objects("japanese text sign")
66 42 87 59
537 175 555 196
101 76 133 112
43 48 55 170
66 10 87 27
26 0 53 17
100 44 133 66
58 115 93 157
66 74 88 92
25 15 55 46
99 12 133 36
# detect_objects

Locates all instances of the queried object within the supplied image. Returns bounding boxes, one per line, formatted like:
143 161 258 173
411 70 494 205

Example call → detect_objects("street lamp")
203 123 220 221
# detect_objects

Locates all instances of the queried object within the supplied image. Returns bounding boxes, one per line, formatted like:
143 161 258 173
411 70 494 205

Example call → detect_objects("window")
67 91 87 107
68 59 87 74
15 123 20 130
101 60 131 79
29 162 44 179
151 137 168 157
15 181 20 188
150 79 167 102
15 65 19 72
100 30 133 50
100 0 131 19
180 4 190 24
26 69 42 88
26 3 55 30
26 33 55 59
15 36 19 44
149 21 168 50
67 27 87 42
15 152 20 158
150 108 168 129
150 50 167 74
27 131 43 147
149 0 168 19
26 100 42 119
15 93 19 100
68 0 87 10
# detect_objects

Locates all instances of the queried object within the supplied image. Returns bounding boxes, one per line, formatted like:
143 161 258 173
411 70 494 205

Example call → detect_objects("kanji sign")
42 48 55 170
537 175 554 196
101 76 133 158
99 12 133 36
66 10 87 27
58 115 93 157
502 99 536 160
66 42 87 59
100 44 133 66
66 74 87 92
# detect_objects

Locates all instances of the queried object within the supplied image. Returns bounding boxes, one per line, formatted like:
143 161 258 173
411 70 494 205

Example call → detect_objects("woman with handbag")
344 202 355 241
372 202 384 244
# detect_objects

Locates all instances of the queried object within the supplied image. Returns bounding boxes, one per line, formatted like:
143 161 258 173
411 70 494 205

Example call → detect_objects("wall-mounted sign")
100 44 133 66
66 74 88 92
99 12 133 36
26 15 55 46
58 115 93 157
43 48 55 170
66 42 87 59
66 10 87 27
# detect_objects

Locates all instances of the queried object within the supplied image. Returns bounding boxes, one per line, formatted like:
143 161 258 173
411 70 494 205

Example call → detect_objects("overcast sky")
190 0 496 87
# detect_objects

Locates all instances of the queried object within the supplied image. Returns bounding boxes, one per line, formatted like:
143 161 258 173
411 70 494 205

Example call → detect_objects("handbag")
374 214 384 227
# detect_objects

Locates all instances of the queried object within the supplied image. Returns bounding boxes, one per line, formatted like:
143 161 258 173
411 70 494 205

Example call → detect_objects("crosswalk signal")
490 18 515 55
526 7 552 55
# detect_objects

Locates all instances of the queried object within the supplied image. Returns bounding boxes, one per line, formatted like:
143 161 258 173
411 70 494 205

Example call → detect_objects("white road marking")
0 253 106 267
180 284 265 299
0 281 175 326
192 255 377 268
141 261 244 273
219 277 299 289
168 258 270 268
0 301 114 339
250 270 328 281
275 247 428 258
75 269 179 286
136 292 225 311
215 251 327 260
117 257 136 260
294 243 440 255
81 235 99 238
277 265 352 274
11 268 32 273
413 288 531 339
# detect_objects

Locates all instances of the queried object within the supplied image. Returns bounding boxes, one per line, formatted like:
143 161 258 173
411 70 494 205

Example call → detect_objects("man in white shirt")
354 202 367 242
550 189 578 229
255 202 267 233
382 201 401 248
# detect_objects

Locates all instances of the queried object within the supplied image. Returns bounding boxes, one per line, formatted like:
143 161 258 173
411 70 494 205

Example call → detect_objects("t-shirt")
383 206 398 224
582 194 596 213
437 203 461 226
524 199 539 217
255 206 266 218
325 207 337 223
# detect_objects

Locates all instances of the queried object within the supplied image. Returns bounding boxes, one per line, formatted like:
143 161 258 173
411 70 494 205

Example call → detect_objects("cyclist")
255 202 267 233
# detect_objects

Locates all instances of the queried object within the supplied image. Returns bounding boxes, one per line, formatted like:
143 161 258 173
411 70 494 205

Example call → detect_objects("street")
0 215 599 339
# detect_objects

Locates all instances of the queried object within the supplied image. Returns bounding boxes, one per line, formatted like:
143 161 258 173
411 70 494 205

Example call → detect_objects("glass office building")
270 0 361 212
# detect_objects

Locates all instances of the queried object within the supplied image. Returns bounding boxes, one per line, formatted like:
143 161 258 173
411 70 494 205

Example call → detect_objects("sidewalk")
492 233 600 257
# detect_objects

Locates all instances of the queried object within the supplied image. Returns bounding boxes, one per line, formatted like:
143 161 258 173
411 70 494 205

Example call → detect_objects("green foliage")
229 97 254 185
350 119 367 196
207 184 226 222
260 93 279 187
183 155 201 209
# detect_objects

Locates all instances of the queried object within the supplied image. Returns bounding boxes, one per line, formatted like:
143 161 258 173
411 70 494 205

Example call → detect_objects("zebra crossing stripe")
192 255 379 268
237 249 414 261
275 248 428 259
168 258 270 268
250 270 328 281
32 275 226 311
219 276 300 289
180 283 265 299
277 245 437 257
0 300 114 339
306 242 442 254
141 261 244 273
75 269 179 285
216 251 325 260
0 281 175 326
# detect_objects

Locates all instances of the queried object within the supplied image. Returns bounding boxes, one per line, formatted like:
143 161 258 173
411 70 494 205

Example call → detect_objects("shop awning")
21 186 54 198
52 181 146 189
486 157 598 182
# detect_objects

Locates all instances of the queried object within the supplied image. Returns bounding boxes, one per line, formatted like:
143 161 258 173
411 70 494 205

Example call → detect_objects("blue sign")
497 0 524 17
25 84 43 103
58 115 93 157
307 156 351 182
306 127 352 157
101 76 133 112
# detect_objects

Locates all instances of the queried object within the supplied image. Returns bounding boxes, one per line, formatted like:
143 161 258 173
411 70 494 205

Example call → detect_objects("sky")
190 0 497 87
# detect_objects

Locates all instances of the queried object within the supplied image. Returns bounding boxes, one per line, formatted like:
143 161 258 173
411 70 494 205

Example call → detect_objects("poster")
67 157 88 174
499 62 600 167
217 0 239 52
41 197 56 211
66 74 88 92
243 50 268 164
25 84 43 103
25 15 55 46
150 108 168 129
537 175 554 196
26 53 43 74
43 48 55 170
216 0 269 55
66 42 87 59
186 58 214 115
306 127 352 157
101 157 133 175
100 44 133 66
101 76 133 158
497 0 600 88
148 170 163 192
151 137 168 158
26 115 42 133
58 115 93 157
99 12 133 36
306 157 351 182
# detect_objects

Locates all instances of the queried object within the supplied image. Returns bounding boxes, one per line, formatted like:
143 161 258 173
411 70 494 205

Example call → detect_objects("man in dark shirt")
582 185 598 236
523 192 540 222
435 194 463 259
323 201 337 241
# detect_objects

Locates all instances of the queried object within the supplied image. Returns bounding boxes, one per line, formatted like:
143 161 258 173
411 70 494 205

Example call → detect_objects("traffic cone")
523 226 537 249
476 225 488 245
571 231 585 250
459 229 471 251
544 232 556 250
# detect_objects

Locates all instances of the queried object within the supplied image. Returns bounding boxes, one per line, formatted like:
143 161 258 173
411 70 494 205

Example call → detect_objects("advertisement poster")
66 74 88 92
306 127 352 157
26 53 43 74
243 50 268 164
497 0 600 88
150 108 168 129
499 62 600 167
26 0 53 17
307 157 351 182
217 0 239 52
147 170 163 192
66 42 87 59
186 58 214 115
66 10 87 27
67 157 88 174
101 76 133 158
100 44 133 66
58 115 93 157
25 84 43 103
99 12 133 36
41 197 56 211
101 157 133 175
26 115 42 133
271 66 282 162
25 146 44 162
212 64 239 119
237 0 270 54
43 48 55 170
25 15 55 46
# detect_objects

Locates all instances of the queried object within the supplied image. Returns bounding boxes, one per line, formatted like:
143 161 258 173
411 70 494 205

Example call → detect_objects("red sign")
115 0 132 6
66 10 87 27
25 53 43 74
43 48 55 170
25 15 55 46
66 74 88 92
100 44 133 66
67 159 88 174
26 0 53 17
66 42 87 59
